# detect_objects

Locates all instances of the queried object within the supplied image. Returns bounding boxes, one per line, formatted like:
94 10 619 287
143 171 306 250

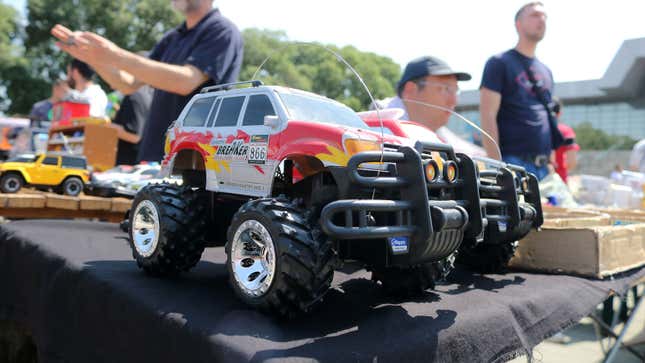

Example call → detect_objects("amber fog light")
521 178 529 193
444 161 458 183
424 160 439 183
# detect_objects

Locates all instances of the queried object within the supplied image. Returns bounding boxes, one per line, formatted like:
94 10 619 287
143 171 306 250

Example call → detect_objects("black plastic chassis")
470 156 544 246
320 141 481 267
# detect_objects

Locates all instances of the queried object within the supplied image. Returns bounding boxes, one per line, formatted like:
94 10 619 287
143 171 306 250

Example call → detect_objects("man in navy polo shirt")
51 0 243 162
479 2 553 179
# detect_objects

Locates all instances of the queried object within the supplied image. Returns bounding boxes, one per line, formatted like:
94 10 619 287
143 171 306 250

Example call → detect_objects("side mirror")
263 115 280 128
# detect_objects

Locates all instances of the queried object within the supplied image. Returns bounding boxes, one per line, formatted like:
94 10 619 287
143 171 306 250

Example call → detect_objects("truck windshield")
279 93 368 129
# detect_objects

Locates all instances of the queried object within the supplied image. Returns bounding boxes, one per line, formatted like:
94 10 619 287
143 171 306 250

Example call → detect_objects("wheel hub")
66 182 79 194
132 200 160 257
4 177 19 192
231 219 276 297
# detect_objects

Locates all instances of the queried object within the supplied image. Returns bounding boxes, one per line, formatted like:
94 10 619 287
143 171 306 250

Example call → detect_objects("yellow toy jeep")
0 153 89 196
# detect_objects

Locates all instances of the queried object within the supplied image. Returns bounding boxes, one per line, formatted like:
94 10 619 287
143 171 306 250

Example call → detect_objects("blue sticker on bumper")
389 236 409 255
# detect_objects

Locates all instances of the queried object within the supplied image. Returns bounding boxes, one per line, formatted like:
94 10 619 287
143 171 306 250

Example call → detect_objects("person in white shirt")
67 59 108 117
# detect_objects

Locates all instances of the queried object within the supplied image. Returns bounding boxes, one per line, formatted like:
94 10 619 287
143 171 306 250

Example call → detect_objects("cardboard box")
541 207 611 228
511 207 645 278
588 208 645 224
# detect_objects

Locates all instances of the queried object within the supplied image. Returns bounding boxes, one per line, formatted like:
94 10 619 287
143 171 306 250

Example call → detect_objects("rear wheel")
129 184 208 276
61 176 83 196
0 172 24 193
226 197 337 318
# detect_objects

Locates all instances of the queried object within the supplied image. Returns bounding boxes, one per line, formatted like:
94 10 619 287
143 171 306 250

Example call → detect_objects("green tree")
3 0 181 115
0 2 32 115
573 122 637 150
240 28 401 111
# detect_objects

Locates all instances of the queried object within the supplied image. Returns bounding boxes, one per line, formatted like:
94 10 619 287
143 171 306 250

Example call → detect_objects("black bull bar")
320 144 474 263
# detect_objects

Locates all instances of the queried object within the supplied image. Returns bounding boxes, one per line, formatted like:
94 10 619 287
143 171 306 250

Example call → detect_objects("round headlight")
424 159 439 183
444 161 458 183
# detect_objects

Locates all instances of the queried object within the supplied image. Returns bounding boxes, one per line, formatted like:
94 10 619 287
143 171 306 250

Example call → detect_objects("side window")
42 156 59 166
214 96 245 127
183 97 215 127
242 95 276 126
205 98 222 127
61 157 86 169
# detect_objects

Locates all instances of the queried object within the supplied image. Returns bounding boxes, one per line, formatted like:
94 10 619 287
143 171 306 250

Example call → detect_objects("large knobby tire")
128 183 208 276
371 255 455 296
226 197 336 318
0 172 24 193
61 176 83 196
456 241 518 274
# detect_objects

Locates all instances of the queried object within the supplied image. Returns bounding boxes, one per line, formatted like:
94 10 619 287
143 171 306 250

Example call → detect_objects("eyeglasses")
415 80 461 96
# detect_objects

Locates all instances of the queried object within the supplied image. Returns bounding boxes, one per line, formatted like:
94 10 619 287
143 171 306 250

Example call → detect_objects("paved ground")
510 290 645 363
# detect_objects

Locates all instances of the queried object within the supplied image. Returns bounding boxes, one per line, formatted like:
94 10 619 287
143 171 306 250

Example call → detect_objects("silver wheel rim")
132 200 160 257
230 219 277 297
65 180 81 195
3 176 20 192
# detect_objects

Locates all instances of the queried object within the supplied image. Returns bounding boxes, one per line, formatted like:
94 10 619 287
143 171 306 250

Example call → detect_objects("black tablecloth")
1 220 643 363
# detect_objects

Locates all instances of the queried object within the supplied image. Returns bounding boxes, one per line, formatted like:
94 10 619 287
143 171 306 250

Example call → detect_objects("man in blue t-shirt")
51 0 243 162
479 2 553 179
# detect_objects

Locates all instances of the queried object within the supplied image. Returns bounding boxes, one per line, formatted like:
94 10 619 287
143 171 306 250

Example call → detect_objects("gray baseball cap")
397 56 471 94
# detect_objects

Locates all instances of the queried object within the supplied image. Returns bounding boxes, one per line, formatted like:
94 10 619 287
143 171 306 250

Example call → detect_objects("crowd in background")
21 0 645 182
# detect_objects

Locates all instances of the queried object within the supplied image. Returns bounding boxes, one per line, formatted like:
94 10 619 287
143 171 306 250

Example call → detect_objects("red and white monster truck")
360 110 543 273
128 81 484 317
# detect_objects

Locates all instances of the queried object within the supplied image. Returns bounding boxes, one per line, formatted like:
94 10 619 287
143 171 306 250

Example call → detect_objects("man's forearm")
93 64 142 95
113 49 207 96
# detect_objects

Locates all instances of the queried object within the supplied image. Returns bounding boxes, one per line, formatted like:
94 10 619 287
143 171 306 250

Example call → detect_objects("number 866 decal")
248 145 267 164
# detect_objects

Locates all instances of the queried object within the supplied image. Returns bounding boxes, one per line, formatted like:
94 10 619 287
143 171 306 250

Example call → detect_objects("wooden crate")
111 198 132 213
48 123 118 171
46 194 80 210
5 194 46 209
0 192 126 223
79 196 112 211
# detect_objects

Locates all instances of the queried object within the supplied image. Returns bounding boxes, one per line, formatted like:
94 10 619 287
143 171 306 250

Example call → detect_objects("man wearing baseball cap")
378 56 485 156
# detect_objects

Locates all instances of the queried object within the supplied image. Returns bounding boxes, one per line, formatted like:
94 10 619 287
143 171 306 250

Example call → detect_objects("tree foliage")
4 7 400 114
574 122 637 150
240 28 401 111
0 2 32 114
2 0 181 115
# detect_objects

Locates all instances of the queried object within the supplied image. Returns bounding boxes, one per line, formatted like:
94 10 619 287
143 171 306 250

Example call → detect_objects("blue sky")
5 0 645 90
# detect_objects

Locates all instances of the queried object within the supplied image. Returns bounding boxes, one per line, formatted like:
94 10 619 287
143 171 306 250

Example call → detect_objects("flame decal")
198 143 231 173
164 134 171 155
226 129 250 144
316 145 350 166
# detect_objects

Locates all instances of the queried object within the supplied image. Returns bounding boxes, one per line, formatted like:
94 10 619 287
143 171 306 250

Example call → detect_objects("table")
1 220 644 363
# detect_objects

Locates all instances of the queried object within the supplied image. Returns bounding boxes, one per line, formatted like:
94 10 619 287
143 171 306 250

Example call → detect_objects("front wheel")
0 172 24 193
128 184 208 276
226 197 336 318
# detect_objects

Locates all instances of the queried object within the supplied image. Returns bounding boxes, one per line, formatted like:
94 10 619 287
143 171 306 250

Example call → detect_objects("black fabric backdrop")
0 219 643 363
